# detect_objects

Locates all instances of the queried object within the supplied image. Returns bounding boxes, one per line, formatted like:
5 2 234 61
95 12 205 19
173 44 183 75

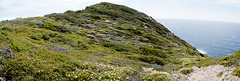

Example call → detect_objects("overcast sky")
0 0 240 23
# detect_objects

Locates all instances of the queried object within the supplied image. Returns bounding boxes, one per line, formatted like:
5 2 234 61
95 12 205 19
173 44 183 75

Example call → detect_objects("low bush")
180 68 194 75
72 41 89 50
139 47 167 58
1 26 14 32
217 71 223 77
49 34 76 45
42 22 59 30
30 33 51 41
219 60 233 67
234 67 240 77
90 15 101 20
144 34 159 43
42 22 71 33
102 42 131 52
127 55 167 66
127 28 142 36
30 34 42 40
10 40 28 52
28 19 43 27
116 26 125 30
77 30 87 36
0 31 9 40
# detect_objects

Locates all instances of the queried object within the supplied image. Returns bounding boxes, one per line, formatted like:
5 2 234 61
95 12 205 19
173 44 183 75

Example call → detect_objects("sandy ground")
172 65 240 81
0 77 6 81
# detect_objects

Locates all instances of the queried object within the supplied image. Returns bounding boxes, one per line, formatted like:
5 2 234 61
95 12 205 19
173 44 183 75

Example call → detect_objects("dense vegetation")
0 2 213 80
215 50 240 77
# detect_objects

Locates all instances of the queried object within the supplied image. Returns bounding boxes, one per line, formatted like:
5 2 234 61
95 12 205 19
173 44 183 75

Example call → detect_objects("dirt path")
172 65 240 81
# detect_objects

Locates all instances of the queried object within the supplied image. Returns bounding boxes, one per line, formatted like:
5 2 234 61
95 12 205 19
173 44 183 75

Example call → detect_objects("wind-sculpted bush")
127 55 167 65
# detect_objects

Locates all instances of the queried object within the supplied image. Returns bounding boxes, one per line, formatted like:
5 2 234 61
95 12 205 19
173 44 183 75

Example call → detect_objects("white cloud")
212 0 240 7
0 0 239 23
0 0 124 20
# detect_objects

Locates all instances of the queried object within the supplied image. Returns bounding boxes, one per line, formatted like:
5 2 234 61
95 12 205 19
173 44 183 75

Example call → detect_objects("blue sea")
158 19 240 58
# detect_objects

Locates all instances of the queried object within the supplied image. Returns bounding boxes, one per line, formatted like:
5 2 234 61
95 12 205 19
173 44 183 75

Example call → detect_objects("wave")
198 49 207 54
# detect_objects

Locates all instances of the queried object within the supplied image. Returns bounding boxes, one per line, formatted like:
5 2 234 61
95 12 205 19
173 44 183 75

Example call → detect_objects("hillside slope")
0 2 207 80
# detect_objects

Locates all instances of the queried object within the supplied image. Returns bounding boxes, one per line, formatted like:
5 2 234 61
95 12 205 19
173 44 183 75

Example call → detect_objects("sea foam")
198 49 207 54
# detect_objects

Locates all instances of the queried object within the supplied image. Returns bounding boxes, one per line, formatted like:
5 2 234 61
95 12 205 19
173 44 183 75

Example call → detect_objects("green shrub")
102 42 131 52
43 22 59 30
116 26 125 30
49 32 58 37
144 34 159 43
141 73 170 81
30 33 51 40
86 35 96 39
100 22 108 27
28 19 43 26
185 48 198 55
30 35 42 40
127 28 142 36
42 34 51 40
102 42 115 47
75 10 81 13
77 30 87 36
1 26 14 32
217 71 223 77
64 10 75 14
0 30 9 40
139 37 149 42
32 25 39 28
49 34 76 46
234 67 240 77
42 22 71 33
219 60 233 67
127 55 167 65
220 50 240 67
3 52 71 80
90 15 101 20
139 47 167 58
10 40 27 52
180 68 194 75
88 39 99 44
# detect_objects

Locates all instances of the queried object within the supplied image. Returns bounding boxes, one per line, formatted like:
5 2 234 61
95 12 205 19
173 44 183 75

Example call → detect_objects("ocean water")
158 19 240 58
